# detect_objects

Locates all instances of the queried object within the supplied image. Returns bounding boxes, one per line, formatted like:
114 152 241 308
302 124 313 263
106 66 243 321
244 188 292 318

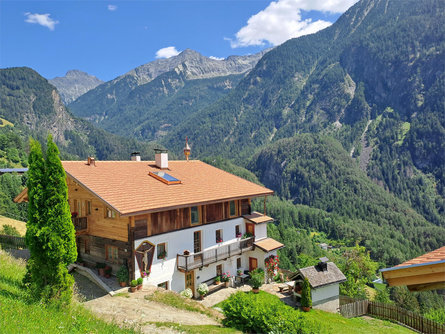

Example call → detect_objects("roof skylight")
149 171 181 185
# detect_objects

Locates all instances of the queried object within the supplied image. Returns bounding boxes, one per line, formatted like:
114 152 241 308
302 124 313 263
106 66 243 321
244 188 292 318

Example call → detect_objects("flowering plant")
221 272 231 282
197 283 209 296
71 212 78 218
216 238 223 243
265 255 279 280
141 270 150 278
236 233 242 238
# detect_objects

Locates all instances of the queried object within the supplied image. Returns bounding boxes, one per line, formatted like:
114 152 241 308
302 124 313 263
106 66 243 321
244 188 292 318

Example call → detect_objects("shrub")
130 280 138 288
197 283 208 296
222 291 319 333
301 278 312 308
0 224 21 237
424 308 445 324
137 277 143 285
180 288 193 299
116 265 129 283
249 268 264 289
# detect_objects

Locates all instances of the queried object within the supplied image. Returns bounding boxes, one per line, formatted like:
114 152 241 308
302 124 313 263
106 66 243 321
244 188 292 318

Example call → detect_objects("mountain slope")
248 135 445 265
49 70 104 104
0 67 160 161
68 49 268 140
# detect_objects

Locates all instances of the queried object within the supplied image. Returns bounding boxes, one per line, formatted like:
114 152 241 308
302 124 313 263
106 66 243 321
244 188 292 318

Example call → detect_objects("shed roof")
254 238 284 252
243 212 274 224
298 262 346 289
62 160 273 216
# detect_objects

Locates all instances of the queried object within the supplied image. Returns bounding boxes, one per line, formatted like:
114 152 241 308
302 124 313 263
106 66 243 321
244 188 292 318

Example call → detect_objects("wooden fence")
339 296 445 334
0 234 26 249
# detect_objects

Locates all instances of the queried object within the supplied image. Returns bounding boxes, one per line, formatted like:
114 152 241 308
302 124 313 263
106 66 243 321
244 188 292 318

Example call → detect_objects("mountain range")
68 49 268 140
0 0 444 266
49 70 103 105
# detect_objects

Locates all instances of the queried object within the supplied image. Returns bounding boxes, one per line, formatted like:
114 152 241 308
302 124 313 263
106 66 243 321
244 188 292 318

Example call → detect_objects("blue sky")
1 0 357 81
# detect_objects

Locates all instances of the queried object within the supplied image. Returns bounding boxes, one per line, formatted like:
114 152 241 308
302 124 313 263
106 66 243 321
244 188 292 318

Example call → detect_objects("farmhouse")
292 258 346 313
381 246 445 292
15 148 283 296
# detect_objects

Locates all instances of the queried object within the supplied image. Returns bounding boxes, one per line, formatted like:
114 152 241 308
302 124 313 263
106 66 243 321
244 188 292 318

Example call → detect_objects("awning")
254 237 284 252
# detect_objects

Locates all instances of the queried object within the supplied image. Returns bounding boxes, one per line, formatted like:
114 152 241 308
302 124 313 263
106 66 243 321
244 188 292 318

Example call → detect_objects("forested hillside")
0 67 161 161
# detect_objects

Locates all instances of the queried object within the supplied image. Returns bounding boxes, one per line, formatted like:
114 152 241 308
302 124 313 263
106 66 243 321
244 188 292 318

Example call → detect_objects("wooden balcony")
177 237 254 272
72 217 88 233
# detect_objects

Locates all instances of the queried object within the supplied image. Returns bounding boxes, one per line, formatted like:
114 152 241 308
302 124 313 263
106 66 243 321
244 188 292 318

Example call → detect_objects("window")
235 225 241 238
191 206 200 225
84 238 90 255
237 258 242 269
86 201 92 215
229 200 236 217
157 243 167 260
216 229 223 243
158 281 168 290
105 245 118 263
216 264 223 277
193 231 201 253
106 207 116 219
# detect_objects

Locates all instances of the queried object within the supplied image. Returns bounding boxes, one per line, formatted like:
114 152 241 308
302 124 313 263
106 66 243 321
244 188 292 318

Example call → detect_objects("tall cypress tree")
24 135 77 304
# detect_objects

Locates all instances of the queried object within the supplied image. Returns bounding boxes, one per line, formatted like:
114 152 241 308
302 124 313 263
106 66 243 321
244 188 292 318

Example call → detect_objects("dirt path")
85 286 220 333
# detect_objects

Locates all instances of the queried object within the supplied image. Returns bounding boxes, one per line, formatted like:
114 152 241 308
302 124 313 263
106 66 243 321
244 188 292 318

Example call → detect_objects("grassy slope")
0 215 26 236
306 309 413 334
0 250 137 334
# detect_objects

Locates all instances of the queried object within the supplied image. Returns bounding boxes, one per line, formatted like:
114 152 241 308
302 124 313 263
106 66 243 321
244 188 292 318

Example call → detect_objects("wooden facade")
68 175 253 280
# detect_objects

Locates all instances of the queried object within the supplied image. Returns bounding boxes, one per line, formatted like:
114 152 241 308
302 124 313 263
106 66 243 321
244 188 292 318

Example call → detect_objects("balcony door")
193 231 202 253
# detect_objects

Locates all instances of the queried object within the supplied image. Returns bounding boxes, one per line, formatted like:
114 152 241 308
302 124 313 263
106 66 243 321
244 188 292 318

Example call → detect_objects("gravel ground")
73 271 107 301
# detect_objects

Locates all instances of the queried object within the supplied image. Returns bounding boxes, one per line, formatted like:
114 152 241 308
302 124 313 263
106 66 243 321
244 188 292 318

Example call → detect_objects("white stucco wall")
254 223 267 240
134 217 247 291
311 283 340 313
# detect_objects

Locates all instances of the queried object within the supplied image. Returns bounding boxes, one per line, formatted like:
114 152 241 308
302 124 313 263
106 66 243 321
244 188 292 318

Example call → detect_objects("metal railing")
177 237 254 271
72 217 88 231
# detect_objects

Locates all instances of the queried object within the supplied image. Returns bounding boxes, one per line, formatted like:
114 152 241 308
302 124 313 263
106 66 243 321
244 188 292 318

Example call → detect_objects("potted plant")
215 276 221 285
249 268 264 293
130 279 138 293
242 232 253 239
137 277 143 290
236 233 242 239
216 238 223 244
222 272 231 287
183 250 190 255
71 211 78 218
116 265 129 287
96 262 106 276
301 278 312 312
197 283 208 300
104 266 112 278
158 250 167 260
237 269 243 276
180 288 193 299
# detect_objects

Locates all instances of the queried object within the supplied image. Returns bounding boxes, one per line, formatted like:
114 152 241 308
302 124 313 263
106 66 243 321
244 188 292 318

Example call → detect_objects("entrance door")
249 257 258 272
185 271 195 296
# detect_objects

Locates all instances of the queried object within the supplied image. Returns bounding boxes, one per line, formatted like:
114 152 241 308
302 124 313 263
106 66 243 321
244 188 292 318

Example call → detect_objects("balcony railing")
177 237 254 271
72 217 88 231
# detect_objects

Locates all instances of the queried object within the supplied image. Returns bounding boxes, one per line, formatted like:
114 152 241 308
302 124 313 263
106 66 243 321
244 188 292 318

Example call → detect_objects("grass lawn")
0 250 138 333
305 309 413 334
0 215 27 236
145 290 222 320
149 322 241 334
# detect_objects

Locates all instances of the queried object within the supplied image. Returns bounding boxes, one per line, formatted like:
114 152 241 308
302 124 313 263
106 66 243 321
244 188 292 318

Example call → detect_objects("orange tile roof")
396 246 445 267
62 160 273 216
254 238 284 252
244 212 274 224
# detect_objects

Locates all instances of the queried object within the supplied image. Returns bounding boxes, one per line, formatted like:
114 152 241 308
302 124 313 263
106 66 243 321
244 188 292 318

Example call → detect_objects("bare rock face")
49 70 103 104
118 49 270 86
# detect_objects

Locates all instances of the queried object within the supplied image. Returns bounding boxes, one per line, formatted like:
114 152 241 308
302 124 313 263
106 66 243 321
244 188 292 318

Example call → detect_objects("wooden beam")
382 262 445 279
263 196 266 215
408 281 445 292
386 272 445 287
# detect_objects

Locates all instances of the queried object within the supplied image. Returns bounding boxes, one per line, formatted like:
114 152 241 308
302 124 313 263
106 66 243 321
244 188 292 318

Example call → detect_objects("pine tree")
24 135 77 304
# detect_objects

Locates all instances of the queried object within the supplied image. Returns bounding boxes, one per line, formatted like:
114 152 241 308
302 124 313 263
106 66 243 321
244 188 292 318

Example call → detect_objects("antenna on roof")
183 137 191 161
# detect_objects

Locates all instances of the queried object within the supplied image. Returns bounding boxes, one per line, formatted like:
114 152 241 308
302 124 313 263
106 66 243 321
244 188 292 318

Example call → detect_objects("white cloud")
155 46 180 59
24 12 59 31
108 5 117 11
209 56 224 61
230 0 359 48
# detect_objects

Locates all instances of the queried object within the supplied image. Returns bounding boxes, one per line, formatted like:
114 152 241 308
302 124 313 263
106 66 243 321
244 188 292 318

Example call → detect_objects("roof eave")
380 259 445 273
